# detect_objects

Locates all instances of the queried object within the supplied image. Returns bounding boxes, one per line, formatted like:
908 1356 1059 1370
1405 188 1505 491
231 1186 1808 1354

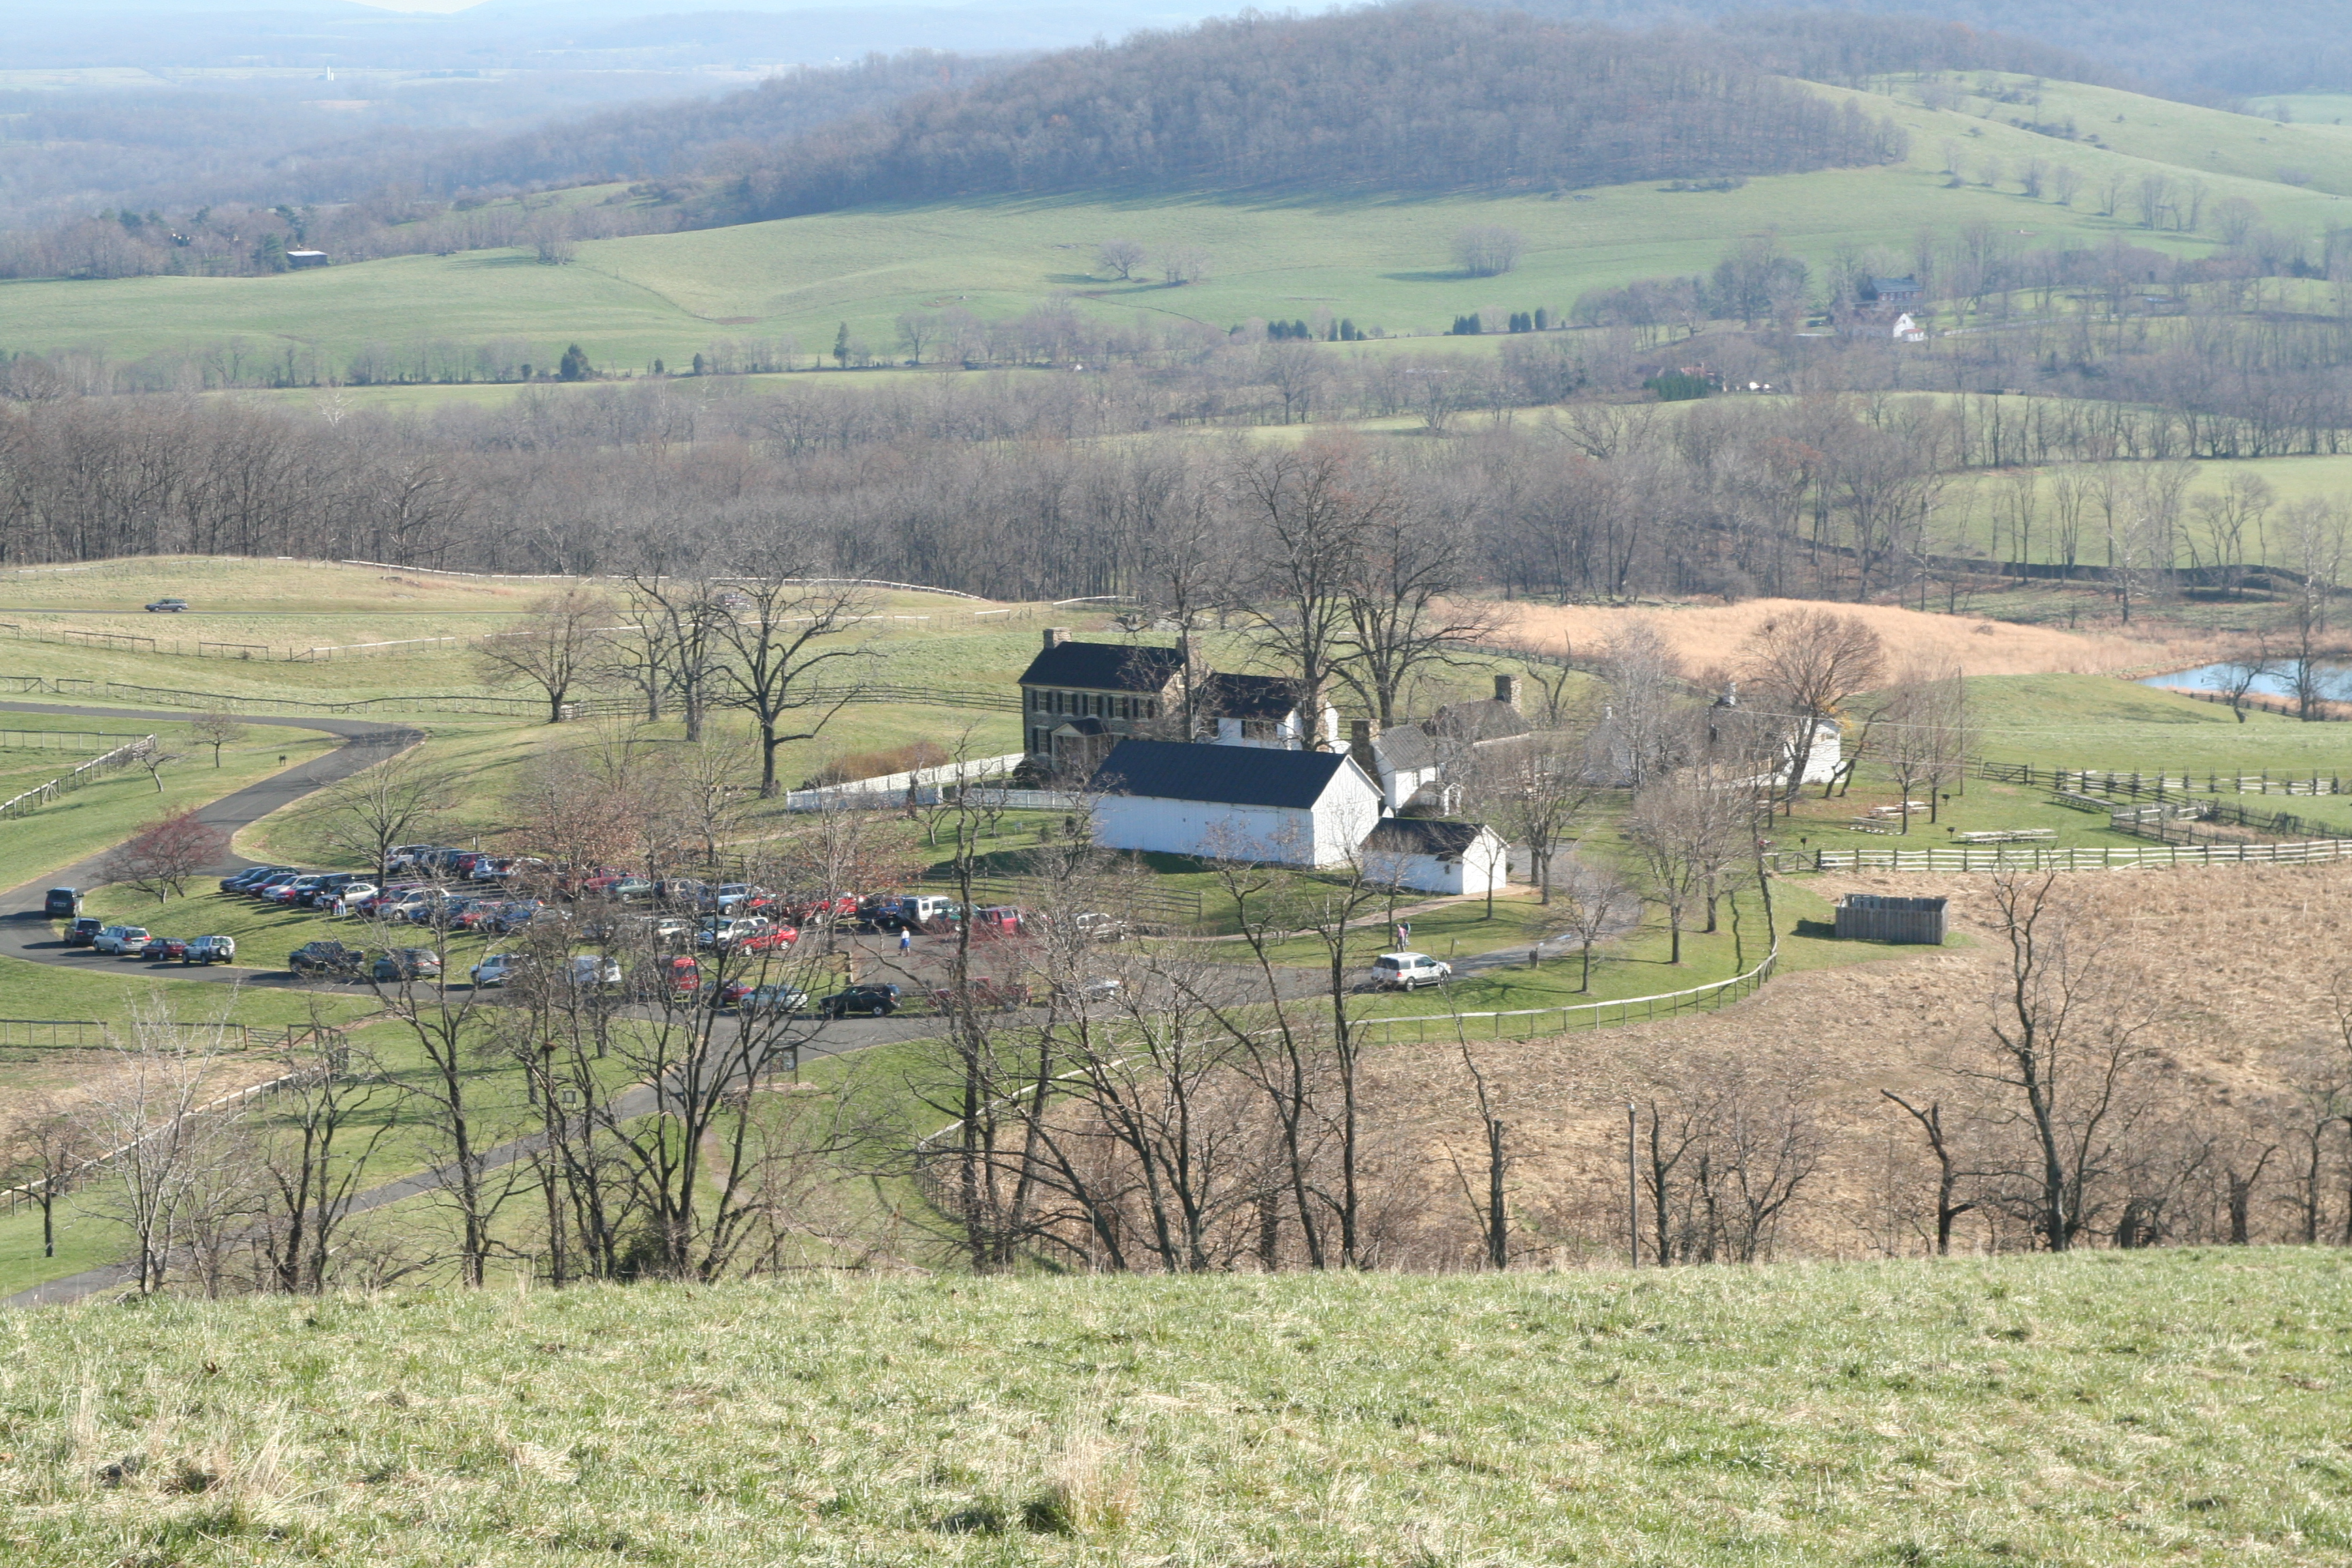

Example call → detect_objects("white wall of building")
1092 779 1382 866
1364 828 1509 896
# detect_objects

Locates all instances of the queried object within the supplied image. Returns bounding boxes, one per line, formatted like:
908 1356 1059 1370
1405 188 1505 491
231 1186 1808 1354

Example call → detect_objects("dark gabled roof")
1371 722 1437 772
1869 275 1921 295
1049 717 1108 736
1204 672 1301 721
1362 818 1492 858
1089 739 1366 810
1018 640 1186 693
1429 698 1531 744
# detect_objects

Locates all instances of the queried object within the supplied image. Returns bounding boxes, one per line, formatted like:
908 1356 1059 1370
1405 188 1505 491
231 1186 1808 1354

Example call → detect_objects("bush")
800 740 949 789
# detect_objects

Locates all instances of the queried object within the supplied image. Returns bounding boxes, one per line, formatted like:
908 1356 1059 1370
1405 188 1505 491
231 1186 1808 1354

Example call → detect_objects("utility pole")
1626 1099 1639 1268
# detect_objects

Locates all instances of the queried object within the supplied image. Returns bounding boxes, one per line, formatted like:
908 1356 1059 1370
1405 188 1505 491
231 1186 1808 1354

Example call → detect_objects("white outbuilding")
1360 817 1510 897
1087 739 1384 867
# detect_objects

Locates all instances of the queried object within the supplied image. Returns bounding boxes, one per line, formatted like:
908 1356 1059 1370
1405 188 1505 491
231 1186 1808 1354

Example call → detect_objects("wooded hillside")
716 6 1910 220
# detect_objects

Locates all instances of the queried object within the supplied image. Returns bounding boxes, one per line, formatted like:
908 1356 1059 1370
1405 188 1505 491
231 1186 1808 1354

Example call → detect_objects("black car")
819 983 902 1019
63 917 102 947
289 941 367 979
220 866 288 893
42 887 81 917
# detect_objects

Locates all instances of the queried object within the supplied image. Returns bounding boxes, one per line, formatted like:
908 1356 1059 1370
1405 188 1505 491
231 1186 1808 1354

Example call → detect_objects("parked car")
289 941 366 979
698 915 776 951
1054 976 1121 1004
608 877 655 903
64 917 103 947
468 952 526 987
373 947 442 982
1071 911 1126 943
632 956 704 1000
566 954 623 990
140 936 189 962
272 875 327 905
734 983 810 1017
248 874 306 901
42 887 81 917
220 866 290 893
491 900 546 934
327 882 379 912
819 983 902 1019
972 904 1024 937
182 935 236 965
1370 951 1452 992
144 597 189 612
93 925 148 956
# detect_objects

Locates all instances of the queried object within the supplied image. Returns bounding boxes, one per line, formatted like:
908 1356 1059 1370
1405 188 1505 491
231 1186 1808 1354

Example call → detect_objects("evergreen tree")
832 322 851 368
558 344 593 381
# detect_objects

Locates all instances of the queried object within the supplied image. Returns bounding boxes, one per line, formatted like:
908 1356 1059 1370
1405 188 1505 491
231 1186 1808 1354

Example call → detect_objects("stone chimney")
1494 672 1522 710
1042 627 1069 651
1348 717 1380 773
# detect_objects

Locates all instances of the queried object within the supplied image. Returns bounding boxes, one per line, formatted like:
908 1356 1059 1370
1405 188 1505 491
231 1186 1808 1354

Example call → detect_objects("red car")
637 956 704 999
736 922 798 953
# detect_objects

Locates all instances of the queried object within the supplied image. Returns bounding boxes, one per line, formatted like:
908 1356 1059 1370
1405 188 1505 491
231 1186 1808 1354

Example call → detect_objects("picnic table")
1952 828 2057 845
1864 802 1929 818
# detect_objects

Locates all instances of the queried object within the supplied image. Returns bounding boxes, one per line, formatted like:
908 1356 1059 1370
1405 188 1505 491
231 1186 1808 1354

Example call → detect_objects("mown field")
3 1252 2347 1566
5 69 2339 371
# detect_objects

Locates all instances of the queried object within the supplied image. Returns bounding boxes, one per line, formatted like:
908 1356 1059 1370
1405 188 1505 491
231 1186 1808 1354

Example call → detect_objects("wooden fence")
1814 839 2352 873
1978 760 2346 796
0 728 152 751
0 735 153 819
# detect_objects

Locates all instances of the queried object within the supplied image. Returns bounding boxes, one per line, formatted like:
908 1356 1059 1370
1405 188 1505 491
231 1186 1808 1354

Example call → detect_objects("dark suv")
43 887 81 917
289 941 366 979
63 917 103 947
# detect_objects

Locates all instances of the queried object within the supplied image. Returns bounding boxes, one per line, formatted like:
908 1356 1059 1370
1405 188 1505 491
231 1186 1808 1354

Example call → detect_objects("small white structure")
1348 719 1443 811
1892 312 1925 343
1088 739 1382 867
1788 716 1843 785
1360 817 1509 896
1207 672 1339 750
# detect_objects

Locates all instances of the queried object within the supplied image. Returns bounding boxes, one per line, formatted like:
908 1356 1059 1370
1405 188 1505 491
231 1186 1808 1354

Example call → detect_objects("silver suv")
1370 951 1452 992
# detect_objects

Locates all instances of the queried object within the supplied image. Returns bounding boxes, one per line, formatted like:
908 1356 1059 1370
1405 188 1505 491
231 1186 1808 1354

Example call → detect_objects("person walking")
898 927 913 956
1394 919 1411 949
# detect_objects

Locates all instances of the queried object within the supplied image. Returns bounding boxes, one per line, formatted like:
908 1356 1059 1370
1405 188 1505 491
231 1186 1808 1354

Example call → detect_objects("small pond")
2140 662 2352 702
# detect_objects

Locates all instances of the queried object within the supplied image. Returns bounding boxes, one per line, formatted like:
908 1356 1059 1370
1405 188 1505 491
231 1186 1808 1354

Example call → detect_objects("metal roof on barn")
1088 738 1361 810
1361 817 1490 857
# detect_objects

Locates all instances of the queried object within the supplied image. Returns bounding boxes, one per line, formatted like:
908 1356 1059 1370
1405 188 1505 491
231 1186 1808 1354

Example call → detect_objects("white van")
1370 951 1452 991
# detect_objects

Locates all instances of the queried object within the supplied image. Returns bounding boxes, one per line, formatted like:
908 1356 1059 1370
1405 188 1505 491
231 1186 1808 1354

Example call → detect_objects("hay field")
1494 597 2205 678
1362 861 2348 1259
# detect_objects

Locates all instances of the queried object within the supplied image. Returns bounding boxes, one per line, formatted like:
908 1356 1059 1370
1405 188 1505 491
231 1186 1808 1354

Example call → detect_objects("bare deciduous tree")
101 807 227 902
1738 608 1885 814
474 585 615 725
187 709 246 767
1452 225 1524 278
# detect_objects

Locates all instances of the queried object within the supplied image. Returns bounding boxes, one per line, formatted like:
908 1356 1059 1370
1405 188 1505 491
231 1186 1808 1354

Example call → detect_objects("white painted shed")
1360 817 1510 896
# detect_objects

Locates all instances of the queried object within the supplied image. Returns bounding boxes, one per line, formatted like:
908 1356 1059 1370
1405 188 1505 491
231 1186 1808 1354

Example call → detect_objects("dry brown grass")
1486 597 2212 679
1366 862 2351 1259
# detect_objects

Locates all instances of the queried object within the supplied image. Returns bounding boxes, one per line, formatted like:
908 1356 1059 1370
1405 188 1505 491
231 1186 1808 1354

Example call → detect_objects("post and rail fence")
0 735 154 819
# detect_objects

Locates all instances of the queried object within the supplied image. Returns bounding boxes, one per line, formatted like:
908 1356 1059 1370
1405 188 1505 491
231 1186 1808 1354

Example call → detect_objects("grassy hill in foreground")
5 1251 2344 1565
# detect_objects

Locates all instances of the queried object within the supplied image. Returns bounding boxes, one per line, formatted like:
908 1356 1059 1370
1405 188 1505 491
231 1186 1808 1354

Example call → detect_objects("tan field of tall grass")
1490 598 2214 679
1365 860 2349 1262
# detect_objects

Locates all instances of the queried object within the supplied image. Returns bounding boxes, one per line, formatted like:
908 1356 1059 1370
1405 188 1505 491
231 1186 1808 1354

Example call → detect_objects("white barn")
1360 817 1509 896
1087 739 1384 867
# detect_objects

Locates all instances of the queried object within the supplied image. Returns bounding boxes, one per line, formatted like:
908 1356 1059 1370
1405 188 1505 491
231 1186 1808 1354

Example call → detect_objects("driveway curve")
0 701 421 979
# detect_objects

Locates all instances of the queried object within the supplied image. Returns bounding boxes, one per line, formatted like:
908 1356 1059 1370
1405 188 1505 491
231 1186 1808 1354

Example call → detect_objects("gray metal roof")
1089 739 1365 810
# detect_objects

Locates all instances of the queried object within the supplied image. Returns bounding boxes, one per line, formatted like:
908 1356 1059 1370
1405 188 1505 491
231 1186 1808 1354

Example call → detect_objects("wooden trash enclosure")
1834 893 1948 945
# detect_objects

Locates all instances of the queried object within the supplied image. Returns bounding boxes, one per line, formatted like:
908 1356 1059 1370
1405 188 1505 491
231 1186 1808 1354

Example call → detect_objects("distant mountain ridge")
711 5 1912 222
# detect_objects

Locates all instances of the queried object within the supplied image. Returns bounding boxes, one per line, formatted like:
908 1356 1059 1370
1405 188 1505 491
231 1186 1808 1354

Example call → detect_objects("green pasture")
1963 672 2352 777
1904 71 2352 199
7 1252 2349 1565
0 733 336 893
2247 94 2352 127
14 66 2345 370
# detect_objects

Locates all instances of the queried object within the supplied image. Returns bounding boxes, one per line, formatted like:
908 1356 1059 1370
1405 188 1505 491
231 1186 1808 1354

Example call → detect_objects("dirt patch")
1488 597 2207 678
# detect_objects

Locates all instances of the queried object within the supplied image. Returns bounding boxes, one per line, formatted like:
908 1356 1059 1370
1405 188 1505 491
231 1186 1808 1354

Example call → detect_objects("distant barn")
1834 894 1946 945
286 250 329 270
